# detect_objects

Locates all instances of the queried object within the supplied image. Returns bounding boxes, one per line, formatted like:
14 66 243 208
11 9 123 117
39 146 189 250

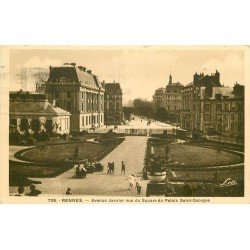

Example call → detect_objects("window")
224 102 229 111
67 92 71 98
10 118 17 126
82 103 84 111
217 114 222 122
66 102 71 111
86 116 88 125
205 103 210 111
216 103 222 111
205 114 211 122
82 92 84 100
82 117 84 126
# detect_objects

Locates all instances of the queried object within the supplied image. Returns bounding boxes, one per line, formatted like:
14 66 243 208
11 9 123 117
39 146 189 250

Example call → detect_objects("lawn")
153 144 243 167
22 142 107 163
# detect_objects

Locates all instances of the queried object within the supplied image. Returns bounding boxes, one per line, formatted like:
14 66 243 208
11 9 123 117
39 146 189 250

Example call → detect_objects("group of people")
107 162 115 174
125 173 142 196
75 160 104 178
107 161 126 175
75 164 88 178
15 184 41 197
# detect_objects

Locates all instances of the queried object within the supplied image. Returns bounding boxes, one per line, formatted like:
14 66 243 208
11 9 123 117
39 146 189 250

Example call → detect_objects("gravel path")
10 136 148 197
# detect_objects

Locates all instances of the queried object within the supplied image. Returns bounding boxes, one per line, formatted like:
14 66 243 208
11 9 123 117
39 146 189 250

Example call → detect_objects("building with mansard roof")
153 74 184 122
45 63 105 132
180 70 244 139
104 82 123 125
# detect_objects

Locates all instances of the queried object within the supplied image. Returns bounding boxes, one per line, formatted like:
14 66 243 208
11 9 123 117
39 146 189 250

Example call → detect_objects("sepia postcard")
0 45 249 204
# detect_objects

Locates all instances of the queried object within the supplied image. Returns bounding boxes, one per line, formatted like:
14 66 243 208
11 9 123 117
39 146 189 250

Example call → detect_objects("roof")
104 83 122 94
47 65 103 90
211 87 234 99
168 82 183 87
185 82 193 87
9 100 70 116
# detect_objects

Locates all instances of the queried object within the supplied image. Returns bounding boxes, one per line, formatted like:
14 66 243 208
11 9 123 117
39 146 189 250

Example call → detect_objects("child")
125 174 135 191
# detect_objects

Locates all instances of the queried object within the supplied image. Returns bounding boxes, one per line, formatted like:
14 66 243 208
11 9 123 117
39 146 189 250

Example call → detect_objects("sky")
8 47 245 104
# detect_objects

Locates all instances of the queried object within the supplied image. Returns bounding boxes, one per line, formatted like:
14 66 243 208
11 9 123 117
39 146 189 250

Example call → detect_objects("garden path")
11 136 149 197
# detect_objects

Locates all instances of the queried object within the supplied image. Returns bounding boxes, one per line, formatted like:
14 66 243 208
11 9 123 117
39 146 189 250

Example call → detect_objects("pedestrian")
66 188 72 195
15 186 25 196
26 184 41 196
121 161 125 175
136 183 142 196
125 173 135 191
107 162 110 174
165 178 175 197
136 175 142 196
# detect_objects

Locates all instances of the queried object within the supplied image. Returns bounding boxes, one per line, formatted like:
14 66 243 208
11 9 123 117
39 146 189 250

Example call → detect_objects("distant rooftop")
9 100 70 116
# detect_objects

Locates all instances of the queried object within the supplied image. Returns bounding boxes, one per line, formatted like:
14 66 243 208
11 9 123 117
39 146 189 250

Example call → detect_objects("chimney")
82 67 86 72
78 66 83 71
49 65 54 72
70 63 76 67
52 100 56 107
87 70 92 74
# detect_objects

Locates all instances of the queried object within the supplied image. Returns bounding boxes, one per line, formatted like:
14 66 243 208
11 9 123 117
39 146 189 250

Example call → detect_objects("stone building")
180 71 244 139
45 63 105 132
9 90 70 135
199 83 244 138
180 70 222 131
104 82 123 125
153 75 183 121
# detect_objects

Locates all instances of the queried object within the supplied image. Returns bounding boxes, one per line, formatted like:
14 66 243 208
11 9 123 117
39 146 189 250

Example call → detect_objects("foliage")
133 98 154 118
155 107 168 121
45 120 53 134
123 107 133 121
19 118 29 132
30 119 41 133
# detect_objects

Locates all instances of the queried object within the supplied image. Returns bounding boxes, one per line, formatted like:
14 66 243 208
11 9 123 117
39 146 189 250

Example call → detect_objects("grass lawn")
153 144 243 167
22 142 107 163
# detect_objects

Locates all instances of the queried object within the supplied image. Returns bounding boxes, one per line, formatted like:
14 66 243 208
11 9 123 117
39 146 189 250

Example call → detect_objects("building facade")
45 63 105 132
199 83 244 138
9 90 70 135
104 82 123 125
153 75 184 121
180 71 222 131
180 71 244 139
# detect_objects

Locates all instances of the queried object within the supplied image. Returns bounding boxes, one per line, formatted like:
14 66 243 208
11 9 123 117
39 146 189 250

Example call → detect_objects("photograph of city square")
7 47 245 198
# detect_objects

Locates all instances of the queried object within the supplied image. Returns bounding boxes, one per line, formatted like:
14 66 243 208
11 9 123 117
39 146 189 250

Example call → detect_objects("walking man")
121 161 125 175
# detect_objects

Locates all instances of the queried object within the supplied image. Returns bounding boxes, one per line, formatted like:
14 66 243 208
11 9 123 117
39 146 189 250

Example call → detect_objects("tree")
133 99 154 118
19 118 29 133
123 107 133 121
45 120 53 134
30 119 41 134
155 107 168 122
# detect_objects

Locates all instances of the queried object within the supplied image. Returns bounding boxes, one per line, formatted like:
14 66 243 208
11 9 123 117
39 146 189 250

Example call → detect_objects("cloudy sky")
8 47 245 104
